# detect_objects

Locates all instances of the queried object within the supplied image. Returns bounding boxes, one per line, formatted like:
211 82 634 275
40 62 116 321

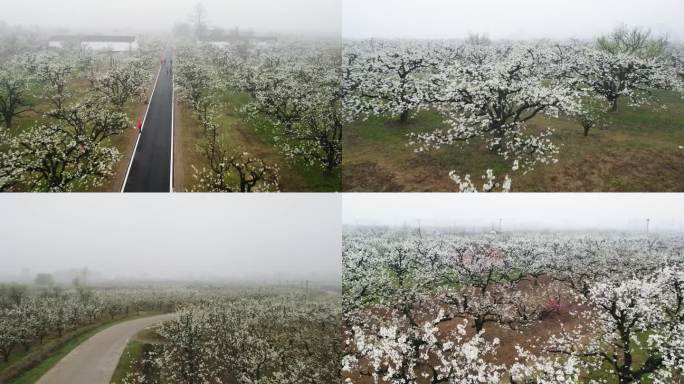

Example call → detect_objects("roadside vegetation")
0 28 161 191
112 287 341 384
8 312 163 384
0 283 178 383
0 282 341 384
174 40 342 192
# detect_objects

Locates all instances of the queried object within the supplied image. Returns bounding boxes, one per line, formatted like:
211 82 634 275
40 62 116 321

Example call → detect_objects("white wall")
207 41 232 48
81 41 138 52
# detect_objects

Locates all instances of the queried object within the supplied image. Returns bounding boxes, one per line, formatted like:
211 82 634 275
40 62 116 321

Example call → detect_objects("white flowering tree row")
0 286 194 363
181 41 343 175
118 290 341 384
342 229 684 383
175 47 280 192
0 48 154 191
343 33 684 191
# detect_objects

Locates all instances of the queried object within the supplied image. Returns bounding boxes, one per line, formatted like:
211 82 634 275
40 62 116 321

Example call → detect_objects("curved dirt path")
36 313 175 384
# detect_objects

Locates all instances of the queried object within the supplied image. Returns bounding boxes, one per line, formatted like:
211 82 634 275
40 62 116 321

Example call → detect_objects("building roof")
49 35 80 42
201 27 276 43
82 35 136 43
202 35 278 43
49 35 136 43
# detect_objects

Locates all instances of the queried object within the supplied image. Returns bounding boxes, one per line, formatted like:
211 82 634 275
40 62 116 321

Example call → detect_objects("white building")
48 35 139 53
201 28 277 48
205 39 235 49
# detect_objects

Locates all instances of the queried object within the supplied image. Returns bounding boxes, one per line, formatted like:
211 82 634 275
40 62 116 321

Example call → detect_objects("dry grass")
343 90 684 192
173 102 204 191
175 90 341 192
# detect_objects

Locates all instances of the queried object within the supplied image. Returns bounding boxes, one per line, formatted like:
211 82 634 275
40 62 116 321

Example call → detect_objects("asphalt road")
36 313 175 384
123 49 174 192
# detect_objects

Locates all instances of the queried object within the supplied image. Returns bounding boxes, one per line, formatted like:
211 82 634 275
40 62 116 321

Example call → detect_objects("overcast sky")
343 194 684 232
343 0 684 41
1 0 340 37
0 194 340 282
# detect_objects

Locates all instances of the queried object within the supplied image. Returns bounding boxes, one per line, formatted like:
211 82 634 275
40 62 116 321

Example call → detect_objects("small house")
81 35 139 53
200 28 277 48
48 35 139 53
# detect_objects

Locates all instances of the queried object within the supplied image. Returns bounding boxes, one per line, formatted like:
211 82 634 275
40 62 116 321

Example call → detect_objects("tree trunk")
610 97 619 112
490 124 506 152
399 110 410 124
3 113 12 129
618 331 634 384
325 148 338 173
583 125 590 137
618 372 633 384
474 317 485 333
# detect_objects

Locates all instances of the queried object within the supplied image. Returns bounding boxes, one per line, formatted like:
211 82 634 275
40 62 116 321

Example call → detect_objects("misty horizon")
343 194 684 232
0 267 341 287
2 1 682 43
343 0 684 41
343 224 681 234
0 194 341 282
0 0 340 38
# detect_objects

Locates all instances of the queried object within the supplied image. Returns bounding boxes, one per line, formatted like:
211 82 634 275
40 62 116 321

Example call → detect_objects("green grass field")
343 90 684 192
176 89 341 192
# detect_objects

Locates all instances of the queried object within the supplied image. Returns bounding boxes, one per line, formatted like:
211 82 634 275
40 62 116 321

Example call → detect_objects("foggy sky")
1 0 340 37
343 0 684 41
343 194 684 232
0 194 340 281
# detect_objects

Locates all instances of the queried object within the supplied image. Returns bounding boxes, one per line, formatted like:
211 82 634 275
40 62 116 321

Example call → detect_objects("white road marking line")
170 54 175 193
120 65 163 193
